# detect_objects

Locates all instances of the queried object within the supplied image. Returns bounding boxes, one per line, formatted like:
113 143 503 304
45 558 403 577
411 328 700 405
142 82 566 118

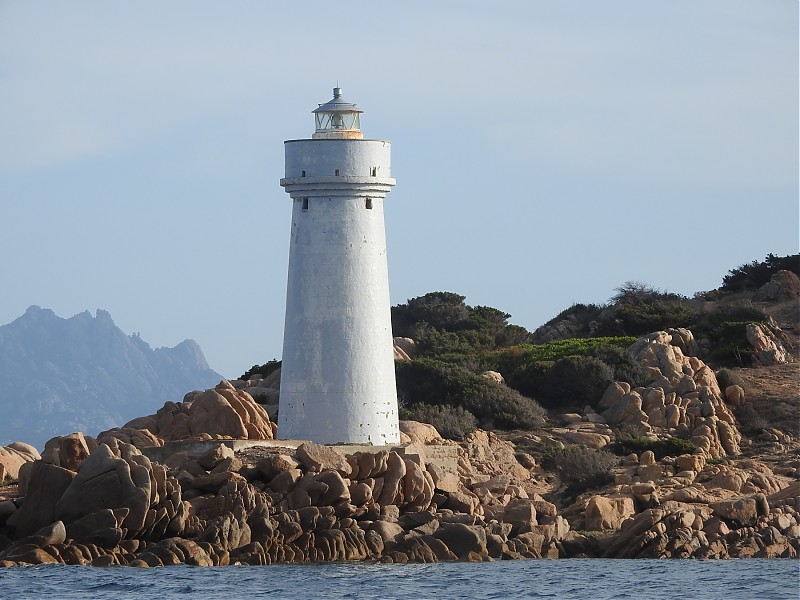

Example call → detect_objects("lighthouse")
277 87 400 445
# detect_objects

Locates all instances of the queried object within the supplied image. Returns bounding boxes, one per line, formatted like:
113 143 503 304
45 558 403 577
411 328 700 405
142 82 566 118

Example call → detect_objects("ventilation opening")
302 198 309 211
365 198 373 210
301 170 306 177
334 169 340 176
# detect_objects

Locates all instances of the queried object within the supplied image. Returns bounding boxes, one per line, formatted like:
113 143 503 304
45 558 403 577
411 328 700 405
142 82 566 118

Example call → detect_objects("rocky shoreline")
0 324 797 566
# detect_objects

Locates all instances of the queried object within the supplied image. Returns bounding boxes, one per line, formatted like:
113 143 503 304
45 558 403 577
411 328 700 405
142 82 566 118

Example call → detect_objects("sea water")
0 559 797 600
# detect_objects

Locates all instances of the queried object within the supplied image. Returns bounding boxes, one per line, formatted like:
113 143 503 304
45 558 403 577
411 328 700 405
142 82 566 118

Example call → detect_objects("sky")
1 1 797 379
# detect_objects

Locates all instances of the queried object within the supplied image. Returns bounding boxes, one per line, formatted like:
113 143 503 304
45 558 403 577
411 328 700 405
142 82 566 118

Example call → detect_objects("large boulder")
746 324 790 366
6 461 75 536
296 443 351 476
602 392 649 430
105 381 276 446
393 338 416 360
753 270 800 302
54 444 151 534
399 421 442 445
432 523 487 559
502 498 538 533
710 494 769 527
0 443 41 480
585 495 636 531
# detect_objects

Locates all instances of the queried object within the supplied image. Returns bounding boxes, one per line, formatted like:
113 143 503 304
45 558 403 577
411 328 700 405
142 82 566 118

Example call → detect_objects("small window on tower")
302 198 309 211
301 170 306 177
371 167 377 176
334 169 340 176
365 198 373 210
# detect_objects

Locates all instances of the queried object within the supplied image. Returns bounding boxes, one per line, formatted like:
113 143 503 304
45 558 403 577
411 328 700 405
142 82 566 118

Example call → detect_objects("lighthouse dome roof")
313 87 364 114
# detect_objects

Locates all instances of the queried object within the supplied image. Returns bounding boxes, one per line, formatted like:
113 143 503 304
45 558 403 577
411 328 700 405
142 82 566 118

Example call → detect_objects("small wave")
0 560 798 600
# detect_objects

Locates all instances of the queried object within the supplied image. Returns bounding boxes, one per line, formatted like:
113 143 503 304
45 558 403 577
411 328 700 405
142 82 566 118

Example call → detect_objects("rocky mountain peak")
0 307 222 449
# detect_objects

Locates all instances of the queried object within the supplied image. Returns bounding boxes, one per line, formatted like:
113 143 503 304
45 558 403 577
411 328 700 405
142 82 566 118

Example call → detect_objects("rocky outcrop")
746 323 792 366
532 313 588 344
558 451 799 559
1 416 797 565
753 270 800 302
595 330 742 459
98 381 275 447
393 338 416 361
0 420 568 567
0 442 40 481
234 369 281 421
0 322 796 566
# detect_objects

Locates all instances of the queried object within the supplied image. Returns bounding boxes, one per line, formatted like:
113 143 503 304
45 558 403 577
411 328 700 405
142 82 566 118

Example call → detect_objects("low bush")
538 303 603 338
460 384 547 430
391 292 532 359
536 356 614 411
715 368 745 391
587 345 650 388
611 434 697 460
593 300 698 338
735 402 768 435
692 304 770 367
406 404 478 440
488 338 640 410
541 447 618 498
395 359 546 431
490 337 637 367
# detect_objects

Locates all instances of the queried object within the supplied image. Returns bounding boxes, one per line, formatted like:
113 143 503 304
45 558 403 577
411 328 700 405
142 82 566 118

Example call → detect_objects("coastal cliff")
0 268 796 565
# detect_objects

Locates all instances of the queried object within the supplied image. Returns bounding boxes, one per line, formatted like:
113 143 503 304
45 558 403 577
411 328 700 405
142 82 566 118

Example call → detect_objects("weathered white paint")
278 126 400 444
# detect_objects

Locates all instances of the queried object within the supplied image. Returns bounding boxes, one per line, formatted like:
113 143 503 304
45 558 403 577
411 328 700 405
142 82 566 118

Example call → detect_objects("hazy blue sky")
1 1 797 378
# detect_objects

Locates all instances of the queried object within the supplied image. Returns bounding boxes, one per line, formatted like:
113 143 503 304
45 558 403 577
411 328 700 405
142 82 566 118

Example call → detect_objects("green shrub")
490 337 637 367
538 303 603 338
391 292 532 359
541 447 618 497
545 302 603 326
536 356 614 411
410 324 479 361
593 298 698 338
692 304 770 367
392 291 471 334
611 434 697 459
735 403 768 435
395 359 546 431
504 360 553 403
715 368 745 391
406 404 478 440
460 384 547 430
587 345 650 388
720 253 800 293
487 338 639 410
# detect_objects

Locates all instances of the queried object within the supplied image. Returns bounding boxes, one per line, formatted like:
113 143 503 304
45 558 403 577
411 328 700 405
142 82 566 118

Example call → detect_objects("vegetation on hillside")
243 253 795 439
392 293 647 435
540 446 618 498
395 358 546 435
718 253 799 293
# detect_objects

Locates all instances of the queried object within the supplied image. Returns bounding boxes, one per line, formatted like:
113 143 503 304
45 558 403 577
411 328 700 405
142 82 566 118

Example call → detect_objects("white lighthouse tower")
277 87 400 445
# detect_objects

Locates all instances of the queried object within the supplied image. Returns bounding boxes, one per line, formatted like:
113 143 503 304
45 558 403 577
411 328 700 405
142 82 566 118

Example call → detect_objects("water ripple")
0 560 798 600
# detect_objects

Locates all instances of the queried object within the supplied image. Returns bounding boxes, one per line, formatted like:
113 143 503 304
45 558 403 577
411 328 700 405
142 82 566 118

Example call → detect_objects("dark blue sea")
0 560 797 600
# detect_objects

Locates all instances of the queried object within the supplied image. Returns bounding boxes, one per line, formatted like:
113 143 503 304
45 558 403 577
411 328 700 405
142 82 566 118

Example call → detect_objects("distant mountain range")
0 306 222 449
